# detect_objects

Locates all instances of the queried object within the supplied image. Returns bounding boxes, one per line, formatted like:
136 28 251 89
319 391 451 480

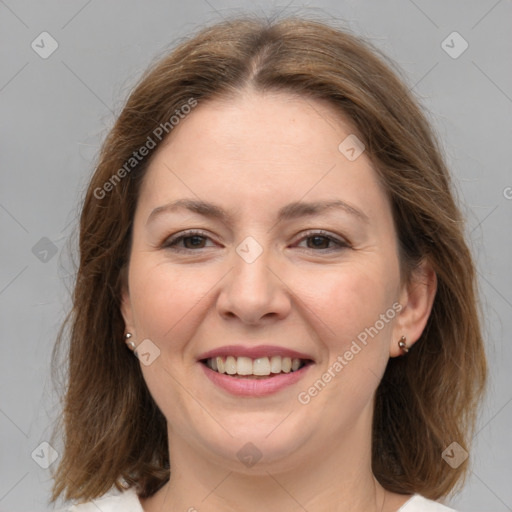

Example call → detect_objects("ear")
119 265 136 335
390 259 437 357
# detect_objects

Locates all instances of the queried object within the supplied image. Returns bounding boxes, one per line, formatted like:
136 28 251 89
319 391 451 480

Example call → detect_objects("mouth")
197 345 315 396
200 355 314 379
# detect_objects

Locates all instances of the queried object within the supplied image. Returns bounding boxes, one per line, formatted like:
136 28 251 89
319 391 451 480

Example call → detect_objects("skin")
121 90 437 512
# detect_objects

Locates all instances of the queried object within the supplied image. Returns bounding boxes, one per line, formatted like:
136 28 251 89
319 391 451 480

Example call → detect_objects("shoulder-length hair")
50 15 487 504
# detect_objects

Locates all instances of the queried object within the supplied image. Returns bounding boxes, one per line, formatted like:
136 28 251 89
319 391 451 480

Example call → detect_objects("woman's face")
121 91 424 472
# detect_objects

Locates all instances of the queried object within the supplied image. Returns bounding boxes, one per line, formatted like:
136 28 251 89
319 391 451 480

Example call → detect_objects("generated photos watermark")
297 302 403 404
94 97 198 199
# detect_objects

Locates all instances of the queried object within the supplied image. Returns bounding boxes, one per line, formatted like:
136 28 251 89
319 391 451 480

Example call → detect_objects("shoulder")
399 494 458 512
53 486 144 512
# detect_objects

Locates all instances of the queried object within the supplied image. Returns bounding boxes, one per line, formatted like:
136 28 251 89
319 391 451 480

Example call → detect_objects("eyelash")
161 229 350 253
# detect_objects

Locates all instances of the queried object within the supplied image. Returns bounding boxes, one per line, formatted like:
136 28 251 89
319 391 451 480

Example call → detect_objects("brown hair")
49 15 487 505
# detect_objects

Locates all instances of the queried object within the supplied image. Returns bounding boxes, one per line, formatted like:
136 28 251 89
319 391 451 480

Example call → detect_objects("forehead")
136 91 390 224
158 90 359 165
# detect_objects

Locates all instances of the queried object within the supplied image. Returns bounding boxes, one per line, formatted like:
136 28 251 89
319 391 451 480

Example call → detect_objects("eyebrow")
146 198 369 226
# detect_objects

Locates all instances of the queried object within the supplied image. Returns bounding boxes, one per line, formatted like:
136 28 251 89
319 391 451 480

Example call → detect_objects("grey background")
1 1 511 511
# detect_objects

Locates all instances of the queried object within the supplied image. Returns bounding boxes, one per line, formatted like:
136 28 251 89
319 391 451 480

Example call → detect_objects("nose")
216 241 292 326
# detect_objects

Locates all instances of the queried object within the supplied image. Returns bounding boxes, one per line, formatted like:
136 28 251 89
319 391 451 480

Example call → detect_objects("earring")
398 335 409 354
125 333 136 351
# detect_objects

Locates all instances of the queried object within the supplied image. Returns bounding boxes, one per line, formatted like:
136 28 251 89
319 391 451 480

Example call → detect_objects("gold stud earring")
398 335 409 354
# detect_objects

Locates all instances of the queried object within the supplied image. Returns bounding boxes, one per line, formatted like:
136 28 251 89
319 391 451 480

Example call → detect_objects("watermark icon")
134 338 161 366
297 302 403 404
338 134 365 161
441 32 469 59
442 441 468 468
31 32 59 59
236 236 264 264
94 98 198 200
503 186 512 200
31 441 59 469
237 442 263 468
32 236 58 263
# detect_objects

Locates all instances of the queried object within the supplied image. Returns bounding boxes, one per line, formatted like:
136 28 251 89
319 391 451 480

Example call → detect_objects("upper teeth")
206 356 303 376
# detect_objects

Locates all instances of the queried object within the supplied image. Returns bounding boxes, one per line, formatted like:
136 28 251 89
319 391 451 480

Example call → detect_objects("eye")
161 229 350 254
295 230 350 252
162 230 217 252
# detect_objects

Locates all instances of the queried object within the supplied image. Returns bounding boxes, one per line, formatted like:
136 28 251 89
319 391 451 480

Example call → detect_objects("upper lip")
197 344 315 362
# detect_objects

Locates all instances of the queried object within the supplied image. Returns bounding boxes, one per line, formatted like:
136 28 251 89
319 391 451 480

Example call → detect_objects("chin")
191 418 313 472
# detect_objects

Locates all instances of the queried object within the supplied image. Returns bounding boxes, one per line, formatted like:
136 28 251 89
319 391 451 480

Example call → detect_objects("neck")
140 409 397 512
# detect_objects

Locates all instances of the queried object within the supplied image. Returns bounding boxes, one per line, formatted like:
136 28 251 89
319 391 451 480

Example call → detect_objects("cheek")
293 260 399 359
129 257 215 344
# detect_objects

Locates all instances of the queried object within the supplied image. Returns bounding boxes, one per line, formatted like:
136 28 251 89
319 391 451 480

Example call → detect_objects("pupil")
185 235 204 248
309 236 328 249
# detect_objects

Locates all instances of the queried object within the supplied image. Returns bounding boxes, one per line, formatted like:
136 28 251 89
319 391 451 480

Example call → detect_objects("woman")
49 15 487 512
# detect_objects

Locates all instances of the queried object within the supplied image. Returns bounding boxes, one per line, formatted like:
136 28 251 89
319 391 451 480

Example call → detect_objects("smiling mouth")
200 355 313 379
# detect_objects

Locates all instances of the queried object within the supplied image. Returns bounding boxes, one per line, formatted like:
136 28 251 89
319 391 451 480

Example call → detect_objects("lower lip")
199 362 313 397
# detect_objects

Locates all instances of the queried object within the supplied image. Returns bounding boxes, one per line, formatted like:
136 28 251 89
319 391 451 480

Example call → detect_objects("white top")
56 486 458 511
